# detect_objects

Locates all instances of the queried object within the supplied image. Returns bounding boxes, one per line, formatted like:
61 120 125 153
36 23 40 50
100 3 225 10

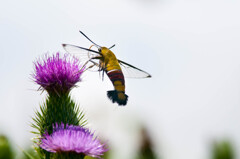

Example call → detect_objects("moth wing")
118 60 152 78
62 44 101 72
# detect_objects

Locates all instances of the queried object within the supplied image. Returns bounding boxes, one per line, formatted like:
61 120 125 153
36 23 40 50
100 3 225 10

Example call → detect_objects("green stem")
41 93 80 135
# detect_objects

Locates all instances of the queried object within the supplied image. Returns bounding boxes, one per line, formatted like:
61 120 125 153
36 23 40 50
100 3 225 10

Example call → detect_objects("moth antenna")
79 31 101 48
109 44 116 49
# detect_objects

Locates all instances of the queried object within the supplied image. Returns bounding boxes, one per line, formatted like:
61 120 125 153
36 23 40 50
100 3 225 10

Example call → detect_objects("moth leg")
99 62 107 81
83 64 96 72
102 69 104 81
80 59 91 71
83 60 100 72
80 56 101 71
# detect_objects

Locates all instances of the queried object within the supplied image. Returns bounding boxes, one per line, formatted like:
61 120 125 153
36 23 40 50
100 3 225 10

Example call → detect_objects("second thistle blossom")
33 52 84 94
40 123 108 158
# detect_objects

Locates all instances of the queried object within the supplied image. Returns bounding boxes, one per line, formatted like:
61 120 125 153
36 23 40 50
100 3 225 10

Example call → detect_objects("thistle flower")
33 52 84 94
40 123 107 158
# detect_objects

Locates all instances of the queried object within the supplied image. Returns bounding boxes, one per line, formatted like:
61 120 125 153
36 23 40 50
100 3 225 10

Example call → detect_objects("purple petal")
40 123 108 158
32 53 84 93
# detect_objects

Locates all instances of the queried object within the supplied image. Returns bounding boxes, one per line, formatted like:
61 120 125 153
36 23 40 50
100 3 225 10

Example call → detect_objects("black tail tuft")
107 90 128 106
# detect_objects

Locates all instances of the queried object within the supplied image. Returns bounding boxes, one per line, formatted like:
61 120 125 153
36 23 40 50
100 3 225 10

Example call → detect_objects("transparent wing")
62 44 101 72
118 60 152 78
62 44 100 61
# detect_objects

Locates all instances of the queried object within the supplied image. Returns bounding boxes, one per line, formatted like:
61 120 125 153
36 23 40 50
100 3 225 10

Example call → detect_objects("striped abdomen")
106 69 128 106
106 69 125 92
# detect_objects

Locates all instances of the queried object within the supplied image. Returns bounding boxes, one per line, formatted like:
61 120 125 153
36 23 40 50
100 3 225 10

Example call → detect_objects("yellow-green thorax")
100 47 122 71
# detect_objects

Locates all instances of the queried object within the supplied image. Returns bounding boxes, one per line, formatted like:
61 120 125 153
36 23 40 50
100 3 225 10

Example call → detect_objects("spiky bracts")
32 93 87 135
31 52 107 159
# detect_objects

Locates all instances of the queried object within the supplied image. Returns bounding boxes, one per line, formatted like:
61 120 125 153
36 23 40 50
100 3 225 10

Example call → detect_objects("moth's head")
99 47 110 56
98 44 115 53
98 47 102 53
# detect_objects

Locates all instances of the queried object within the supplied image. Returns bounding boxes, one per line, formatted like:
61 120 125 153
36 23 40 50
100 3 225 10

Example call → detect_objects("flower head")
40 123 107 158
33 52 84 94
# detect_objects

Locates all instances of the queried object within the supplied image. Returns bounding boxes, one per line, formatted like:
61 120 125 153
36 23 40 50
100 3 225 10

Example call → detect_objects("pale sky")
0 0 240 159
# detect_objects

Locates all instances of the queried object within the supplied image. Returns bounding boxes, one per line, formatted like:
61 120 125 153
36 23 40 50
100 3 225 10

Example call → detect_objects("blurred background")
0 0 240 158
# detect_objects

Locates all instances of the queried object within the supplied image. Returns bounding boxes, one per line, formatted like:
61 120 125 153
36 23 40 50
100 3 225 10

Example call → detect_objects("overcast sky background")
0 0 240 159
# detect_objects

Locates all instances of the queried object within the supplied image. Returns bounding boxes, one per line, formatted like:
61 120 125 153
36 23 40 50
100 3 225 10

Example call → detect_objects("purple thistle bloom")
33 52 84 94
40 123 108 158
